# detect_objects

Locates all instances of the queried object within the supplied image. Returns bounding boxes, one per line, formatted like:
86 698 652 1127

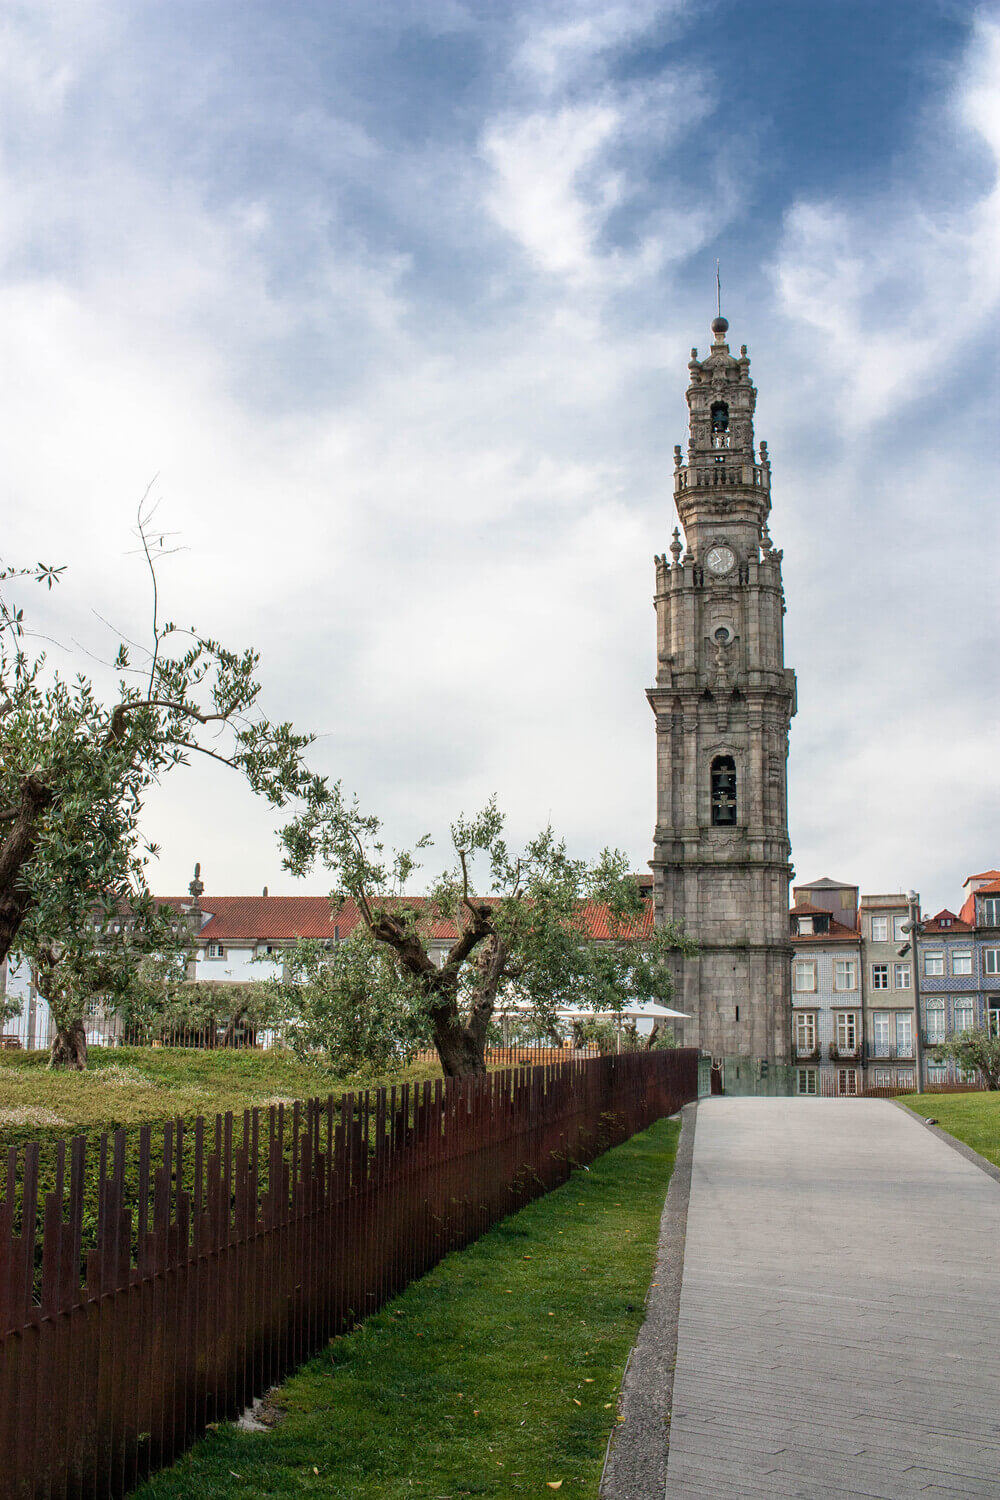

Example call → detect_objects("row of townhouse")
790 869 1000 1095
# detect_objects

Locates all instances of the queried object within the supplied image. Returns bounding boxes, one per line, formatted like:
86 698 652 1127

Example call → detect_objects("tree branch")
440 900 494 979
106 698 237 747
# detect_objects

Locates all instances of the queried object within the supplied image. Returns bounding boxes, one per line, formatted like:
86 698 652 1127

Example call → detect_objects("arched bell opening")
710 754 737 826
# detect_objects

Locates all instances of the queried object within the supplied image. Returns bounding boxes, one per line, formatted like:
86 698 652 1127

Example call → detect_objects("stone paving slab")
664 1099 1000 1499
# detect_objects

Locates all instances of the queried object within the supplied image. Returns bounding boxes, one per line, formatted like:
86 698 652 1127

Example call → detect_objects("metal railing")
867 1043 915 1061
0 1048 698 1499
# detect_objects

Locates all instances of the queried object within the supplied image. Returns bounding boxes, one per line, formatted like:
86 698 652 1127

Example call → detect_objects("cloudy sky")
2 0 998 915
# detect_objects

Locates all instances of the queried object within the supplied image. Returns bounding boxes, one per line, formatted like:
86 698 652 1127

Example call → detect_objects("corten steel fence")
0 1048 698 1499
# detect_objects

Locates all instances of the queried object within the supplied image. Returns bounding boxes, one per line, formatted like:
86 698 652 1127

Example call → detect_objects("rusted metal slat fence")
0 1048 697 1499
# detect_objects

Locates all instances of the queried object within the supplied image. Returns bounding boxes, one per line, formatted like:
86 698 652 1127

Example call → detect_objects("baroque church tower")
648 315 795 1062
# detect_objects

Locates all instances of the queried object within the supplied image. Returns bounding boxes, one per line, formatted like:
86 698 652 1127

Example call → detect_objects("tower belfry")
647 315 795 1062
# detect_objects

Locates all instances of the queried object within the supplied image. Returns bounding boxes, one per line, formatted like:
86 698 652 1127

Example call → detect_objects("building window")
206 944 225 960
897 1070 915 1090
795 1012 817 1054
984 948 1000 976
872 1068 893 1088
710 756 737 826
894 963 911 989
793 960 817 993
870 916 888 941
953 999 975 1033
797 916 814 934
892 916 908 942
927 1060 948 1082
796 1068 817 1096
925 1001 946 1043
924 951 944 976
836 1012 857 1051
837 1068 858 1096
952 951 973 976
872 1011 890 1057
834 960 857 991
895 1012 913 1056
988 1005 1000 1039
871 963 889 990
982 898 1000 926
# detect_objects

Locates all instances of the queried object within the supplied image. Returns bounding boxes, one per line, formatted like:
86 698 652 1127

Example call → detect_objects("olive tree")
256 934 432 1075
28 895 190 1068
932 1029 1000 1091
282 785 695 1079
1 503 316 1067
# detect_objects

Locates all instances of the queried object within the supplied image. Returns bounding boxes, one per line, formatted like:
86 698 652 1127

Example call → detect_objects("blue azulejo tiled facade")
916 872 1000 1086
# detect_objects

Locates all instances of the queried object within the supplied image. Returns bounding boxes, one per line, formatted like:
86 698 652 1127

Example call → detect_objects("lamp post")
900 890 925 1096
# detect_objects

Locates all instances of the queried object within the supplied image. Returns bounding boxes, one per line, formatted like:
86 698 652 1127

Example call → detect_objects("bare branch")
167 738 243 773
136 480 162 695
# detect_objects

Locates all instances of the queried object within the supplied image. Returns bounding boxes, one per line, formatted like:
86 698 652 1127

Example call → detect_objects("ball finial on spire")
711 314 729 337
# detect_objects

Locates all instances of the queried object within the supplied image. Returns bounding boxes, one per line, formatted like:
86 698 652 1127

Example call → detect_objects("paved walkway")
664 1099 1000 1499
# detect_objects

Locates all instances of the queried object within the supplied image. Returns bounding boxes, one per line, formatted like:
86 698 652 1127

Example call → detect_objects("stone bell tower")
647 314 795 1062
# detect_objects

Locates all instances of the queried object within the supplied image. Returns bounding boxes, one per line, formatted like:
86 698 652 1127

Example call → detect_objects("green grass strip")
900 1091 1000 1167
134 1115 680 1500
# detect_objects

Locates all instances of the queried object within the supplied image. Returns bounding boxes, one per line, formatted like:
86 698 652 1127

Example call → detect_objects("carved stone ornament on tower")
647 315 796 1063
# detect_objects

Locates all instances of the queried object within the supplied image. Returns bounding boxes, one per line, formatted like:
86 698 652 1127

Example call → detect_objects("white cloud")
772 13 1000 431
482 67 712 288
769 10 1000 907
513 0 689 93
0 0 995 923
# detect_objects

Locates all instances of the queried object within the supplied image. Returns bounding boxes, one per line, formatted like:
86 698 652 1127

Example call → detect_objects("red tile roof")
789 903 860 943
157 893 654 945
959 871 1000 921
922 908 973 935
958 879 1000 924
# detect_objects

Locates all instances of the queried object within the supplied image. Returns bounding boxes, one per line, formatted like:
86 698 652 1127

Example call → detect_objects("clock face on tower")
704 544 736 577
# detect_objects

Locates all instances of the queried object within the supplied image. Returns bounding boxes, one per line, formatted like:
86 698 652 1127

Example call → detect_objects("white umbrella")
549 1002 690 1019
620 1002 690 1019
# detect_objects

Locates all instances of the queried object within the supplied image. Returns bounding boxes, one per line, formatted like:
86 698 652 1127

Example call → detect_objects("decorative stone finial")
188 862 204 902
711 315 729 338
673 444 682 467
760 524 773 555
669 527 683 564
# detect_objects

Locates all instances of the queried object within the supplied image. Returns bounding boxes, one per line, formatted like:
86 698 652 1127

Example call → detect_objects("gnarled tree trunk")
431 1010 487 1078
0 774 54 965
49 1018 87 1070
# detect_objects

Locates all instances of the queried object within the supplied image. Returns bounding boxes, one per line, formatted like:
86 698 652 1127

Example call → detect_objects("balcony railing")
868 1042 915 1061
794 1047 820 1064
829 1043 861 1063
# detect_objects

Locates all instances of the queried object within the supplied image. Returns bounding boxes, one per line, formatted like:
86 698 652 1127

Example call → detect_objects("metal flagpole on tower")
716 260 721 318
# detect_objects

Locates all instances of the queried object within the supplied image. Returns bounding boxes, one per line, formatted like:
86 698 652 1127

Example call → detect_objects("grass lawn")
0 1045 444 1150
132 1115 681 1500
899 1091 1000 1168
0 1047 447 1269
